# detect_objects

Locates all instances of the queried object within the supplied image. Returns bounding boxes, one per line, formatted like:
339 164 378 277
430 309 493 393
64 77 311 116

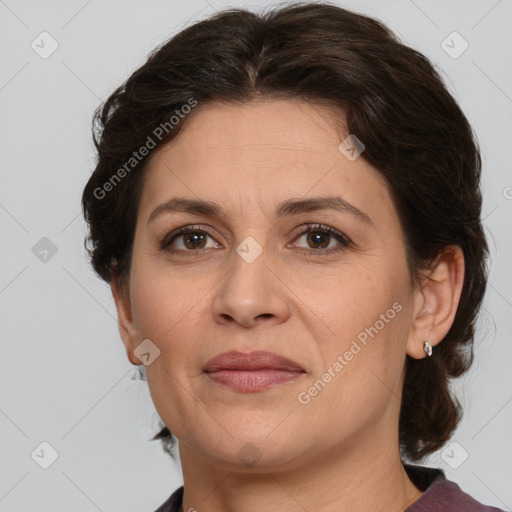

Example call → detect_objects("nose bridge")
212 233 289 327
227 234 270 300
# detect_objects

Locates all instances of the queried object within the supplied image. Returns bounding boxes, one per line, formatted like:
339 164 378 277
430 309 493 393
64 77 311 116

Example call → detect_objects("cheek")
129 251 199 336
300 257 407 342
128 255 219 381
297 310 409 444
300 261 410 401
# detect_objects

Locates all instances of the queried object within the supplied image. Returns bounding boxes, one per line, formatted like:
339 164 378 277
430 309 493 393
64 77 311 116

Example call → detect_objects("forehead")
139 100 395 225
154 99 345 167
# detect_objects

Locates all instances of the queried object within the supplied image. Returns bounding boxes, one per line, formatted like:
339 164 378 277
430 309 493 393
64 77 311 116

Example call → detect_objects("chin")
210 443 303 473
197 426 308 472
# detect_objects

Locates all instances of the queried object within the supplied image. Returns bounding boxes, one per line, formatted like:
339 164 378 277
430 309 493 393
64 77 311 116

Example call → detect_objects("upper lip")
203 350 305 372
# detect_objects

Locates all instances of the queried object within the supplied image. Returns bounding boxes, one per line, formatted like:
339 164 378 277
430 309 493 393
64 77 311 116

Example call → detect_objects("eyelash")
159 223 351 257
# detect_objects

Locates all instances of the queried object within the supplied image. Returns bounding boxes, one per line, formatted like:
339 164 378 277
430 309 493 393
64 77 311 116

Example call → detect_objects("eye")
160 225 221 253
290 224 351 255
160 223 351 256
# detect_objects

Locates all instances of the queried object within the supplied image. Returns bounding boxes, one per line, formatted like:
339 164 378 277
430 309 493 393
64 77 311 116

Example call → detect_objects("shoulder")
153 467 507 512
404 464 506 512
153 485 183 512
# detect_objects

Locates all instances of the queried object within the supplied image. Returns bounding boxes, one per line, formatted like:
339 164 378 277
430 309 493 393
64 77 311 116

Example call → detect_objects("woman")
82 2 504 511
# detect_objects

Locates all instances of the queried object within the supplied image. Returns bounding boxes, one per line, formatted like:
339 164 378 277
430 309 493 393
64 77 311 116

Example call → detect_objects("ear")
406 245 465 359
111 274 140 366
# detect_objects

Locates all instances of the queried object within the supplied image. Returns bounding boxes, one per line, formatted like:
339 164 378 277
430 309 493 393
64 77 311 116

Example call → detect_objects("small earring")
423 341 433 357
131 365 147 381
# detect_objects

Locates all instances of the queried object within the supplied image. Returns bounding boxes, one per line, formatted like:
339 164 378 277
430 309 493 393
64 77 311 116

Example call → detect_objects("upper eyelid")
162 223 351 248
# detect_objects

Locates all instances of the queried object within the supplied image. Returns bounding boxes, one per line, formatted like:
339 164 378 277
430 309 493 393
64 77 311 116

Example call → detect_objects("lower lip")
205 369 305 391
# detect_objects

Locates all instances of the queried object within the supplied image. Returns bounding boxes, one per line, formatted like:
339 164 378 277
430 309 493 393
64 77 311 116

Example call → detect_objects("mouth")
203 350 306 392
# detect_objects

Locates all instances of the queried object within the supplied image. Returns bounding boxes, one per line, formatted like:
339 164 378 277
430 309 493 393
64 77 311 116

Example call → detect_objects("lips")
203 350 305 373
203 350 306 392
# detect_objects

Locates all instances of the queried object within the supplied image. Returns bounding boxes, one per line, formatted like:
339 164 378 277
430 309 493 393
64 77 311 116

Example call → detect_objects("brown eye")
292 224 350 254
180 231 208 250
305 230 332 249
161 226 220 253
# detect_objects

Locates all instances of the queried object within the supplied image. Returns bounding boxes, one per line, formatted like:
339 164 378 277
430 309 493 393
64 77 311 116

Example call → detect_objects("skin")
112 99 465 512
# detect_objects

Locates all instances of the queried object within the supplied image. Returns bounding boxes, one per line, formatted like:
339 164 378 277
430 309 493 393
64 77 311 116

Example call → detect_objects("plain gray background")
1 0 511 510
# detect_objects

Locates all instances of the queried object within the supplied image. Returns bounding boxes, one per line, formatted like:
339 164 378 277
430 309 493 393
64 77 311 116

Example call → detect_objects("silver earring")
131 365 147 381
423 341 433 357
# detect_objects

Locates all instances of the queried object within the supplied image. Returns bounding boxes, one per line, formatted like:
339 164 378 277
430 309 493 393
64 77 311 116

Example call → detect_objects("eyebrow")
147 195 374 228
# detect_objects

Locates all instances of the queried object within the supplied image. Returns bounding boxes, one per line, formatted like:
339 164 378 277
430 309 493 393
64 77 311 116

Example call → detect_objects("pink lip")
203 350 306 392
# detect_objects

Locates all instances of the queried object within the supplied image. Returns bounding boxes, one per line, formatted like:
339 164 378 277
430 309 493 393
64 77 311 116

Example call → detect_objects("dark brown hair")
82 1 489 462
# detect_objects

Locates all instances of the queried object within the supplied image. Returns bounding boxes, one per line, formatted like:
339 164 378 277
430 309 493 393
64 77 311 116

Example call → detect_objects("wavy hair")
82 2 489 462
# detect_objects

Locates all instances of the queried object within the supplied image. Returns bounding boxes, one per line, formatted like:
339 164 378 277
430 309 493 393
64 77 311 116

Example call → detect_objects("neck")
178 421 423 512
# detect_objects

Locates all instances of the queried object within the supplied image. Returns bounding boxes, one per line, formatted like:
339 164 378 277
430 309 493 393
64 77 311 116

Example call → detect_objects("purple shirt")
154 464 506 511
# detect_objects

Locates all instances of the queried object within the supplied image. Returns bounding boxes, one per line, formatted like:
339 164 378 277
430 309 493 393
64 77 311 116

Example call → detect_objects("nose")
211 246 291 329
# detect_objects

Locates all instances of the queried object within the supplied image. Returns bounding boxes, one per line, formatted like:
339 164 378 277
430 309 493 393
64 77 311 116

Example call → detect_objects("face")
115 99 421 472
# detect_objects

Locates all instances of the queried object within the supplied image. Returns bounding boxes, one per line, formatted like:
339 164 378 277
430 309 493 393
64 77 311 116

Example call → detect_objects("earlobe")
406 245 465 359
111 275 140 366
